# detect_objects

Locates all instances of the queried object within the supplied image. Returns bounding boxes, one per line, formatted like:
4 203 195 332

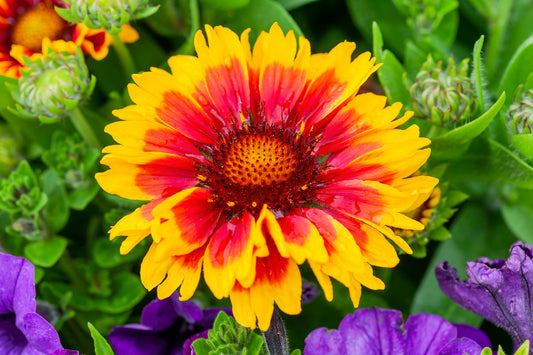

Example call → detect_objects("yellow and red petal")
246 23 310 125
229 238 302 331
72 24 112 60
151 188 221 255
109 199 159 254
256 205 328 265
203 212 265 299
156 244 206 300
194 24 250 128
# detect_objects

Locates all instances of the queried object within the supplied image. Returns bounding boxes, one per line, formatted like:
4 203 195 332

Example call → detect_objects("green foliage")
193 311 267 355
88 322 116 355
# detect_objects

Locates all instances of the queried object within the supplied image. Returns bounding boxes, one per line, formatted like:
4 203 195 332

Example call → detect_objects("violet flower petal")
21 313 63 354
140 297 181 331
304 307 488 355
436 241 533 348
108 325 172 355
183 329 209 355
404 313 456 355
455 323 492 349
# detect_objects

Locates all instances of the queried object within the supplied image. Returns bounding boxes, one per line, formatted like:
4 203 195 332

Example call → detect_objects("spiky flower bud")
193 312 266 355
9 49 96 124
0 161 47 216
56 0 158 35
409 55 478 126
507 89 533 135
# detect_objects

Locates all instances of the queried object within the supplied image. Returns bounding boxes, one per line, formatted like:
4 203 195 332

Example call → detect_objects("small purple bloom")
109 293 231 355
436 241 533 351
303 307 487 355
0 252 71 355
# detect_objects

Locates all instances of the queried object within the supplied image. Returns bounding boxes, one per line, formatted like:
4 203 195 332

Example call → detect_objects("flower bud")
0 161 47 216
9 48 96 124
409 55 478 126
56 0 158 34
507 89 533 135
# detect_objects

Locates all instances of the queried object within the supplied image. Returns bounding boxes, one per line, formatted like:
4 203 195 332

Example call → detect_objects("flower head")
56 0 158 35
9 48 96 123
303 307 488 355
436 241 533 351
0 252 71 354
507 89 533 135
409 55 478 126
0 0 138 78
96 23 438 330
108 293 231 355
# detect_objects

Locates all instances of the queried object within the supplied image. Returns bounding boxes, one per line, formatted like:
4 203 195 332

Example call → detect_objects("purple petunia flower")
436 241 533 351
303 307 487 355
0 252 74 355
108 292 231 355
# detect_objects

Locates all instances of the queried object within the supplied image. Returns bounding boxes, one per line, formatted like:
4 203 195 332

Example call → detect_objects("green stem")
70 107 101 150
112 33 136 78
262 307 289 355
485 0 514 81
176 0 200 55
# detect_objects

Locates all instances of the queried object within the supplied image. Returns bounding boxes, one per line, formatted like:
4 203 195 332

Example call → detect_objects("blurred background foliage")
2 0 533 353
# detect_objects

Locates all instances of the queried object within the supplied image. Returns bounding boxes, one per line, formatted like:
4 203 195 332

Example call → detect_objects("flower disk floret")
96 23 438 331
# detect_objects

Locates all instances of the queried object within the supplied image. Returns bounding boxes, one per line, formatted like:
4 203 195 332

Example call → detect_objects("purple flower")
109 293 231 355
303 307 487 355
0 252 71 355
436 241 533 351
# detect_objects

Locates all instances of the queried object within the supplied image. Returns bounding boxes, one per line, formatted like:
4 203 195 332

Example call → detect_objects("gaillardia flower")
96 23 438 330
0 0 138 78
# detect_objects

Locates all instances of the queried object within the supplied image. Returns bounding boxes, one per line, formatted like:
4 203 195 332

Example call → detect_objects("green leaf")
515 340 530 355
93 237 148 268
430 92 506 159
444 138 533 188
471 35 486 111
481 347 494 355
501 202 533 244
348 0 411 56
210 0 303 41
200 0 250 10
498 33 533 105
372 23 412 106
275 0 317 10
41 169 69 233
410 202 517 324
68 183 100 210
290 350 302 355
24 237 68 268
88 322 115 355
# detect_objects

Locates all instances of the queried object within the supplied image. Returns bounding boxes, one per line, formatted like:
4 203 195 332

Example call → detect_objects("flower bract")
96 23 438 330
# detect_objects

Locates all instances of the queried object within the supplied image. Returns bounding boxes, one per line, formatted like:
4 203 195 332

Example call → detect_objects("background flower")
96 22 437 330
303 307 487 355
0 252 70 354
436 241 533 351
108 292 231 355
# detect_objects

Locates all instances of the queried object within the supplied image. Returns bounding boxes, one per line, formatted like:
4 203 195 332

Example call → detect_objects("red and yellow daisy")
96 23 438 330
0 0 138 77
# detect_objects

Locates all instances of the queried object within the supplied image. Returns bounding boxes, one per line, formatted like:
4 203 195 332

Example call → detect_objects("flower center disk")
10 2 70 52
200 125 324 216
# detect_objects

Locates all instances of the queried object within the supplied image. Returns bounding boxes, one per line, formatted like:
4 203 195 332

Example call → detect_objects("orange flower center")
10 2 69 52
199 124 325 216
223 134 298 186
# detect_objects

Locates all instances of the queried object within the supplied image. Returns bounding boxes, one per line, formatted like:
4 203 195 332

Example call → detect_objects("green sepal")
24 237 68 268
88 322 115 355
471 35 487 111
510 134 533 163
430 92 506 160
